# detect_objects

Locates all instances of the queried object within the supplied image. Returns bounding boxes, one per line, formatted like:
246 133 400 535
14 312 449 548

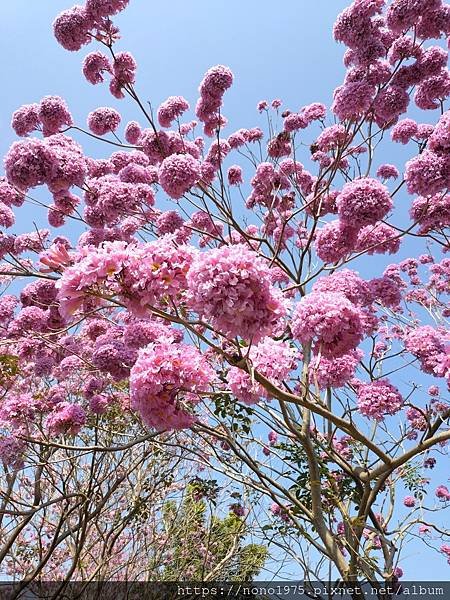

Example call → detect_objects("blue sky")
1 0 448 581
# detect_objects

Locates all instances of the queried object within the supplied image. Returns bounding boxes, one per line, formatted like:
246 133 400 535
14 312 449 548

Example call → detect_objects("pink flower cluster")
122 236 197 315
130 340 213 430
291 291 365 358
0 436 25 469
227 338 298 405
195 65 234 136
87 107 121 135
410 194 450 235
157 96 190 128
12 96 73 138
187 244 287 342
310 349 363 390
315 178 395 264
4 135 86 193
158 154 201 199
357 378 404 420
83 51 112 84
45 402 86 435
404 326 447 378
57 237 197 318
336 178 393 228
53 1 129 52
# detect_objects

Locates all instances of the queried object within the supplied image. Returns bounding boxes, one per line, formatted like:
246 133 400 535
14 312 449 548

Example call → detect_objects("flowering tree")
0 0 449 589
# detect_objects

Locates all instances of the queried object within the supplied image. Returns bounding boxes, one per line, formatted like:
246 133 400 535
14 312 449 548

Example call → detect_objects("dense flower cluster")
410 194 450 234
87 107 121 135
56 237 197 317
130 341 213 430
83 51 112 84
38 96 73 136
292 292 365 358
336 178 393 228
404 326 448 379
310 349 363 389
4 134 86 193
158 154 201 199
187 244 287 342
357 379 404 420
157 96 190 128
45 402 86 435
227 338 298 404
196 65 234 136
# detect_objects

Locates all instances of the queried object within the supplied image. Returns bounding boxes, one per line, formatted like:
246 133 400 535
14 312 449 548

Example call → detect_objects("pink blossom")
435 485 450 501
357 379 404 420
317 125 351 152
405 326 447 376
4 138 54 191
130 341 213 430
369 274 403 308
45 402 86 435
0 436 25 469
187 244 287 342
405 151 450 197
227 165 243 186
292 292 365 358
336 178 393 228
14 229 49 254
406 407 428 431
332 81 375 121
312 269 373 307
87 107 121 135
0 203 15 228
82 51 112 84
415 69 450 110
403 496 416 508
268 431 278 445
315 220 357 264
410 194 450 235
53 5 93 51
11 104 41 137
85 0 129 19
283 112 309 132
158 153 201 199
356 222 401 255
0 177 24 207
157 96 190 128
227 338 297 405
376 164 399 180
45 134 86 192
267 132 291 158
373 85 409 128
428 110 450 154
124 121 142 144
40 241 72 272
391 118 418 144
301 102 326 121
38 96 73 136
0 393 37 428
122 236 197 314
196 65 233 134
310 349 363 389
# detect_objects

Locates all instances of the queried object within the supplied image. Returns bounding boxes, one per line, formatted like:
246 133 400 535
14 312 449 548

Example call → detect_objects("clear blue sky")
0 0 448 580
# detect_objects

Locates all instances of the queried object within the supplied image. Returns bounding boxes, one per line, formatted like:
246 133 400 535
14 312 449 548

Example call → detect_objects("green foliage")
213 393 253 435
156 486 267 581
276 441 359 512
0 354 19 385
